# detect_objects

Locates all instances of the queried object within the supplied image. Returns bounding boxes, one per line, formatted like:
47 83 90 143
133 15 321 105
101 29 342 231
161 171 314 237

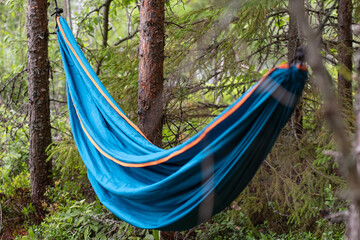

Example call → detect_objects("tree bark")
101 0 111 47
67 0 72 31
288 0 303 140
27 0 52 210
95 0 112 75
338 0 353 113
290 1 360 239
347 27 360 240
62 0 73 30
138 0 165 146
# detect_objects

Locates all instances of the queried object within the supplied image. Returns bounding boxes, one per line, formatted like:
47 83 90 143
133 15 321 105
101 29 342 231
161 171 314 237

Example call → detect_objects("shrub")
20 200 157 240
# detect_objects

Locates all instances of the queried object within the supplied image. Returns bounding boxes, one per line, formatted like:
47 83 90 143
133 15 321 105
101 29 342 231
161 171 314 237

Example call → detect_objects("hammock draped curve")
56 16 308 230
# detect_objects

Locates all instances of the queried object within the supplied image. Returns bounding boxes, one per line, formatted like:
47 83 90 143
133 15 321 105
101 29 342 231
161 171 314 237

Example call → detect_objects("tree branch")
113 29 139 46
0 69 27 93
76 0 114 39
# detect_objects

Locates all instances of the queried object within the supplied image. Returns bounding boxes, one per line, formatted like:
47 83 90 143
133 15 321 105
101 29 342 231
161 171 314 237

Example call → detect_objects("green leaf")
145 234 155 240
84 226 90 239
90 224 99 232
152 230 159 240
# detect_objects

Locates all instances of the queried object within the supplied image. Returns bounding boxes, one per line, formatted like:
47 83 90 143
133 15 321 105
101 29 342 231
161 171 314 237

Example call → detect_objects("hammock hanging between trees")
55 16 308 230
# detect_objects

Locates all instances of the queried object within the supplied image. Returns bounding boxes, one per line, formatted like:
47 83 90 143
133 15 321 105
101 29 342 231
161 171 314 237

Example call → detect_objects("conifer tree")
138 0 165 146
27 0 52 211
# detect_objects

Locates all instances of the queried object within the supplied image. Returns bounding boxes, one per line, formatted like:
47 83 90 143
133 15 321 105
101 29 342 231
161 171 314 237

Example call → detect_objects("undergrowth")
0 100 348 239
19 200 158 240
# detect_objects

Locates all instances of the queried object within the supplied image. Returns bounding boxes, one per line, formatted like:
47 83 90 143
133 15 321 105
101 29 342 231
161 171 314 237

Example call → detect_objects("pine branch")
113 29 139 46
0 69 27 93
75 0 114 39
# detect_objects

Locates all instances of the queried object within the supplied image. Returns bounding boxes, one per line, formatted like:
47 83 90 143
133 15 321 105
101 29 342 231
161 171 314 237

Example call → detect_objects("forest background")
0 0 360 239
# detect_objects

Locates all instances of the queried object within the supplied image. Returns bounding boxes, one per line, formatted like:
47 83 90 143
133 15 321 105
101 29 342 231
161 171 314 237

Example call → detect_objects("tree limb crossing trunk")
348 24 360 240
288 0 304 140
138 0 165 146
27 0 52 210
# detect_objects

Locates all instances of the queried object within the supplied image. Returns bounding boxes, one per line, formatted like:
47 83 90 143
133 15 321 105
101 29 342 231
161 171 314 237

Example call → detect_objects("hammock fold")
56 16 308 230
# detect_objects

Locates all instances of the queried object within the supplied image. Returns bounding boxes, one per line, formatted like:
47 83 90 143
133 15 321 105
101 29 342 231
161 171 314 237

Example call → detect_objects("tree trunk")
288 0 303 140
340 1 357 239
338 0 353 114
67 0 72 31
62 0 72 30
290 1 359 239
138 0 165 146
347 28 360 240
101 0 111 47
95 0 112 75
27 0 52 210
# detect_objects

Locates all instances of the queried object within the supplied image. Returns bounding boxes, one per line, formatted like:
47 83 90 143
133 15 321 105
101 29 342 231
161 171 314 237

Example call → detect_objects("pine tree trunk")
67 0 72 31
138 0 165 146
338 0 353 113
347 29 360 240
95 0 112 75
27 0 52 210
346 204 360 240
288 0 303 140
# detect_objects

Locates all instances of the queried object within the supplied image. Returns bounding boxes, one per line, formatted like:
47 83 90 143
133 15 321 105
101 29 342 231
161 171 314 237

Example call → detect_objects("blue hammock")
56 16 308 230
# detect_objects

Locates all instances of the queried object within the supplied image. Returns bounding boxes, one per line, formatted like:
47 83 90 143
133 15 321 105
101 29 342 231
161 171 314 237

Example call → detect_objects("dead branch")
0 69 27 93
323 150 341 159
113 29 139 46
324 210 349 223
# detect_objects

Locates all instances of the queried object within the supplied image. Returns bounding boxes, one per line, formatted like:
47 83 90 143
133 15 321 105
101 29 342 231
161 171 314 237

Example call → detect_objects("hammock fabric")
56 16 308 230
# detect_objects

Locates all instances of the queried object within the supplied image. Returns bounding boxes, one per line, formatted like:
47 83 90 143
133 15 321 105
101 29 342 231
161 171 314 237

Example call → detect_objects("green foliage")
191 207 344 240
0 0 356 238
237 121 347 231
45 180 85 210
48 136 87 181
20 200 155 240
0 108 32 237
46 117 95 205
0 167 30 197
194 208 250 240
0 107 29 176
0 164 32 237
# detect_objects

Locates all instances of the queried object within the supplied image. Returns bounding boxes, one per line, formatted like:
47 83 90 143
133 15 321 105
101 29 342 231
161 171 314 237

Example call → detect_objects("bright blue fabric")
56 17 308 230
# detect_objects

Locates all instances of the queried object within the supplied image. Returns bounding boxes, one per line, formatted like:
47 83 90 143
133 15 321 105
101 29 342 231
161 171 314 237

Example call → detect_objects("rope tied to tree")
290 46 306 64
51 0 63 17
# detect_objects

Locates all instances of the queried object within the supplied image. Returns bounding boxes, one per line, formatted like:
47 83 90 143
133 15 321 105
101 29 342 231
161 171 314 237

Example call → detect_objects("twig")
76 2 111 38
0 69 27 93
14 75 24 106
317 0 339 34
323 150 341 159
113 29 139 46
247 40 283 61
51 127 71 136
50 99 67 104
260 165 291 217
305 158 344 183
324 210 349 223
89 213 123 225
165 21 185 29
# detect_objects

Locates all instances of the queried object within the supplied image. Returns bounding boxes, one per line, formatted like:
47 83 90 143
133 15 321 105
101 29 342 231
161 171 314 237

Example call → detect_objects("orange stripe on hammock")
59 17 294 167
